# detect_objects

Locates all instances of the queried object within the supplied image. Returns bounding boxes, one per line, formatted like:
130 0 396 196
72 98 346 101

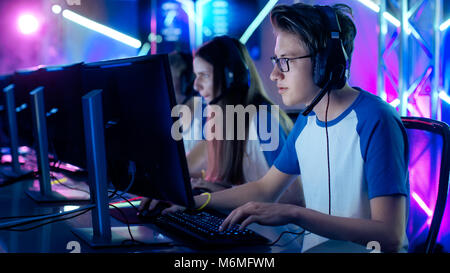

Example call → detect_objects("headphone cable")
325 90 331 216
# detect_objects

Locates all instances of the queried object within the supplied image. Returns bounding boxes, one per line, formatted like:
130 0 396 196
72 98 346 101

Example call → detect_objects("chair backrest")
402 117 450 253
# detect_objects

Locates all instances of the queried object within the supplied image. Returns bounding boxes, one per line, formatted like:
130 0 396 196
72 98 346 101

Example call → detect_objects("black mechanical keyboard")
154 210 270 246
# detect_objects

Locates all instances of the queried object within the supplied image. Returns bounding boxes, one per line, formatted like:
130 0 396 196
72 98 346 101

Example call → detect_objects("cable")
0 171 38 188
5 208 92 232
267 230 306 246
108 190 140 211
107 161 136 200
108 203 136 244
0 204 95 230
325 91 331 215
0 211 59 221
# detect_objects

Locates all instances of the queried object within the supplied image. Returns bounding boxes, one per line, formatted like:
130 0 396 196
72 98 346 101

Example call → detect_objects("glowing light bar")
357 0 401 28
63 205 81 212
138 42 151 56
240 0 278 44
383 12 401 28
390 98 400 107
412 192 433 217
439 91 450 104
440 18 450 31
357 0 379 12
62 9 142 49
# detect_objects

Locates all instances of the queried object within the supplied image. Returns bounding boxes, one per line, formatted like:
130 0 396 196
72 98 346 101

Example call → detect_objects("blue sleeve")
358 107 409 199
273 115 308 175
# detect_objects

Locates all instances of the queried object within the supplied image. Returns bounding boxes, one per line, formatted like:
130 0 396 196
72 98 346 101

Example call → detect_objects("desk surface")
0 170 307 253
0 167 370 254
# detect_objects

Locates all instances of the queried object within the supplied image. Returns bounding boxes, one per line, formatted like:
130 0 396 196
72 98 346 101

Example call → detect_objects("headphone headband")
303 5 349 116
312 5 349 89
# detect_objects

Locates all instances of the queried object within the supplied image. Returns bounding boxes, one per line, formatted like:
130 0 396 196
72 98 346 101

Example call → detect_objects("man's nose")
270 65 284 82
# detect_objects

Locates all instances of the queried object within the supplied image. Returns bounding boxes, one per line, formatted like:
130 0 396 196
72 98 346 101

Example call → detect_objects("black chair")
402 117 450 253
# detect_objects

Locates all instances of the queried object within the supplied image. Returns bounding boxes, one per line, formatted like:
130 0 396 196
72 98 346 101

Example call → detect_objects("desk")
0 170 369 254
0 173 306 253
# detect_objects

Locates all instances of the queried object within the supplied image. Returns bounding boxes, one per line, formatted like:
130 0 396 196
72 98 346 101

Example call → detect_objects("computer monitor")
36 63 86 170
82 54 194 208
11 68 41 149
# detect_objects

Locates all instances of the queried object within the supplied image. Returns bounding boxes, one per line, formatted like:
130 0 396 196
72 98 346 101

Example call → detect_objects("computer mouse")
137 201 171 221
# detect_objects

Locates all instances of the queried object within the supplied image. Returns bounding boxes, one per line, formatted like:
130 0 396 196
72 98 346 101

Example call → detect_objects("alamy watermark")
171 97 281 152
66 0 81 5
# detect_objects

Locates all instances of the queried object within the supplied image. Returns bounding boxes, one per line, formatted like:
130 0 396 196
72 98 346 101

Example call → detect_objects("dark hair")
194 36 293 185
168 51 194 103
270 3 357 68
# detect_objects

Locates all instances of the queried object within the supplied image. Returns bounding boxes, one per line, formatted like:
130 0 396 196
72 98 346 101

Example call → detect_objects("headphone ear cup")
224 66 234 90
313 52 327 88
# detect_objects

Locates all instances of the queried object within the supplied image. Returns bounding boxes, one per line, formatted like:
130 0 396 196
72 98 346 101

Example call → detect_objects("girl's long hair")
195 36 293 185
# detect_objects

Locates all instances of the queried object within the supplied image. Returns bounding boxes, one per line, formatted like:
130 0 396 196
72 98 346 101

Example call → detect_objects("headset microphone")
302 78 333 116
302 65 345 116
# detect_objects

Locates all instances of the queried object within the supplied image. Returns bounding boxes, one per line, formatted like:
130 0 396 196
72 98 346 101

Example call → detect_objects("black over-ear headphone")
209 36 250 105
302 5 349 116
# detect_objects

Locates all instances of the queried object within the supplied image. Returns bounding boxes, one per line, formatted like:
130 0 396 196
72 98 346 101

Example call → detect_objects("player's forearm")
290 206 404 252
194 181 270 213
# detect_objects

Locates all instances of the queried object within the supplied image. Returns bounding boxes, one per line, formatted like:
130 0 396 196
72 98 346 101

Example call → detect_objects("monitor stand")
3 84 22 175
24 87 90 203
71 89 173 247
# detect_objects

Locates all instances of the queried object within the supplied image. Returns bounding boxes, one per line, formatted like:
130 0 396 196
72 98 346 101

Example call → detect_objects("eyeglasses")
270 55 312 72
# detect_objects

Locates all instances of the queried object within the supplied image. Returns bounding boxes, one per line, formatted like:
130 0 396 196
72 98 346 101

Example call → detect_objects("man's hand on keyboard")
219 201 299 231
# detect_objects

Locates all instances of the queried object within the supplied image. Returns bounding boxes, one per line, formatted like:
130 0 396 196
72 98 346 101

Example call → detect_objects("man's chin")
281 96 295 107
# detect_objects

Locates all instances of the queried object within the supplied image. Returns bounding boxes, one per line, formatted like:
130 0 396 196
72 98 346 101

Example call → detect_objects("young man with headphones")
163 3 410 253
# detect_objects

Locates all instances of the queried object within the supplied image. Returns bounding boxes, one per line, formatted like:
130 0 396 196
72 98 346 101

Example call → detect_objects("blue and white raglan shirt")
274 88 410 252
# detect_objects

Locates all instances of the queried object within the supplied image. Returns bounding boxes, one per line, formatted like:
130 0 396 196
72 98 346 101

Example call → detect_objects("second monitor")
82 54 195 208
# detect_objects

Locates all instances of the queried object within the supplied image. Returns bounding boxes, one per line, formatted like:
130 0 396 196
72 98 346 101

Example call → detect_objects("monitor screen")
82 55 194 208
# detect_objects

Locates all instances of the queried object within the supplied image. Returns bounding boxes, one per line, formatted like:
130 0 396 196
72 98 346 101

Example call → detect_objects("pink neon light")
57 163 82 172
1 155 26 164
17 13 39 35
110 196 142 205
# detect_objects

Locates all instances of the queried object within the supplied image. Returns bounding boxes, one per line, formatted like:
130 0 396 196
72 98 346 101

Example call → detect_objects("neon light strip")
109 198 142 209
412 192 433 217
357 0 379 12
383 12 400 28
138 42 151 56
62 9 142 49
439 91 450 104
390 98 400 107
357 0 401 27
240 0 279 44
440 18 450 31
389 98 413 113
195 0 212 47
